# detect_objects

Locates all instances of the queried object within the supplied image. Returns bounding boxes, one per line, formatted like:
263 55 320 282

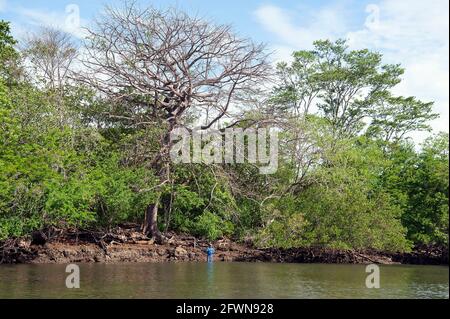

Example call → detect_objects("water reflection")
0 263 447 299
206 262 214 292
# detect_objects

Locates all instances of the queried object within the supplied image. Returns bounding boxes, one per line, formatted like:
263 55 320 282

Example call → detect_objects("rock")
188 252 197 259
136 240 152 245
157 249 166 256
216 239 231 251
130 232 147 241
31 231 47 246
219 254 233 262
17 239 31 249
167 237 176 245
174 246 188 257
150 251 158 258
117 234 127 242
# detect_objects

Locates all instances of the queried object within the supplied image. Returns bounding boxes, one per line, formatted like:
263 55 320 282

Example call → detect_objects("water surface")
0 263 448 299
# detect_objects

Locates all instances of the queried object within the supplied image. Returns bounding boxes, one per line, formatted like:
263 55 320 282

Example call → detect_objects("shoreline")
1 228 448 265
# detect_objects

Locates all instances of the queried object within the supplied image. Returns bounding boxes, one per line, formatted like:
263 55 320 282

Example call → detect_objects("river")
0 263 448 299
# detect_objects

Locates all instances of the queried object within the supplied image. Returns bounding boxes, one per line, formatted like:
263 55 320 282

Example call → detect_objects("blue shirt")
206 247 215 256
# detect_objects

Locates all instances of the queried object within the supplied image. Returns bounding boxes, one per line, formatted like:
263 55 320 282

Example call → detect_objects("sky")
1 0 448 142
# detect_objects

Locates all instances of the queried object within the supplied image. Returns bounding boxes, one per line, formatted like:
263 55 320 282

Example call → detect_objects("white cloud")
347 0 449 138
254 0 449 139
14 5 87 39
5 4 87 40
254 3 348 51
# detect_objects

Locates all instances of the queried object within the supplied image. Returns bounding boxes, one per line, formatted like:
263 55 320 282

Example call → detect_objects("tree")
78 3 270 240
267 39 436 197
367 95 438 143
273 39 405 138
21 28 78 128
402 134 448 245
256 136 411 252
380 133 449 247
0 9 446 255
272 51 320 118
22 27 77 91
0 20 20 84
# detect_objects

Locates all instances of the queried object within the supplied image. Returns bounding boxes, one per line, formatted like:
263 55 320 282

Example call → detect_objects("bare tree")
23 27 77 90
77 3 271 241
21 28 78 128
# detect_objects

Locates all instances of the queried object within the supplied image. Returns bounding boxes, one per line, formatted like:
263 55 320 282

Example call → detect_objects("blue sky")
1 0 448 140
0 0 371 43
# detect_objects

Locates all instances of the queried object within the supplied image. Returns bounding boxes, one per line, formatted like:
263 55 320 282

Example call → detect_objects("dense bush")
383 134 449 246
256 139 412 252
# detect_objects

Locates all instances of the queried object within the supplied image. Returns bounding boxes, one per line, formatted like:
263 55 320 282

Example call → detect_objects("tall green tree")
0 20 20 84
367 96 438 143
273 39 435 140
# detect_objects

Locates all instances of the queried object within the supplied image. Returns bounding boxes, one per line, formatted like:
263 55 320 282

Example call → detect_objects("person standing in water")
206 244 215 262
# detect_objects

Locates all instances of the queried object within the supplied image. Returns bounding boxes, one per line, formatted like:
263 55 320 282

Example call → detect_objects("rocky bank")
1 226 448 265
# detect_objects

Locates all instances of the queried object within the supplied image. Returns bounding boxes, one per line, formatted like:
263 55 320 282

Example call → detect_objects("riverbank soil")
1 225 448 265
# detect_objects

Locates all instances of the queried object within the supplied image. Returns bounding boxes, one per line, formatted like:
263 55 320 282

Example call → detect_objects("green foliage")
167 164 237 240
0 132 158 239
0 20 20 83
367 96 438 143
193 211 234 241
256 199 312 249
257 139 411 252
0 22 446 253
273 39 434 141
382 134 449 246
1 79 158 238
297 177 410 252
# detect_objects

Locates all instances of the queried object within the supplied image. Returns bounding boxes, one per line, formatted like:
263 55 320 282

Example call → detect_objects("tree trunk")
142 121 175 243
143 203 163 242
